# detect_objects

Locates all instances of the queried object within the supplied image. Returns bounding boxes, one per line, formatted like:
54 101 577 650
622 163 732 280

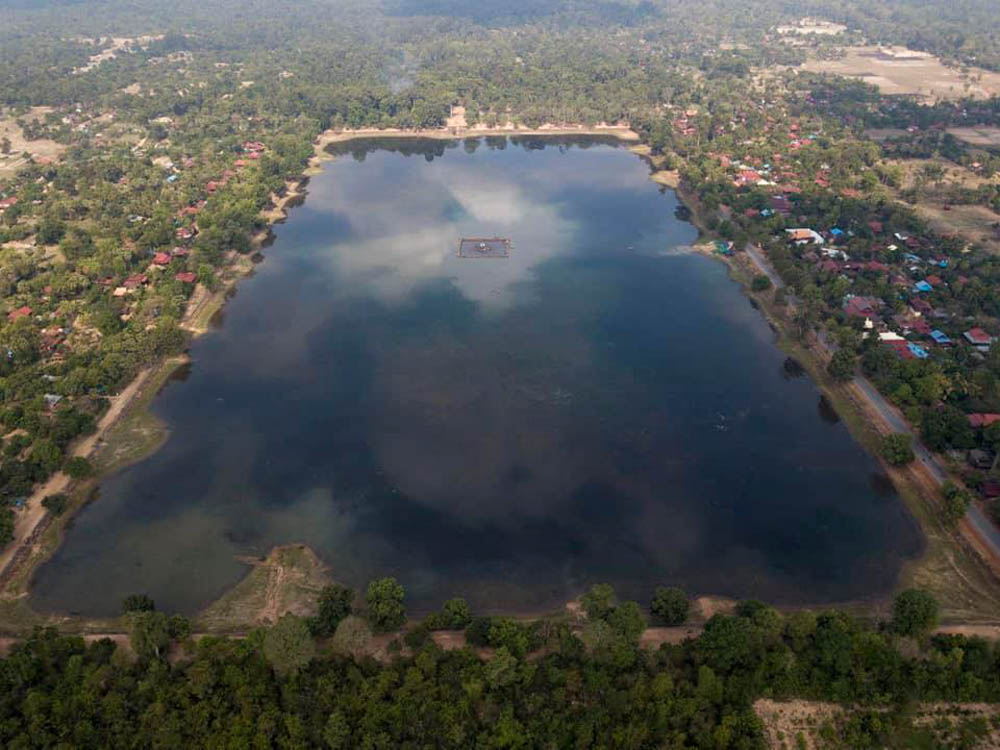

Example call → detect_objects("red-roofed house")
844 295 881 320
152 252 171 266
968 413 1000 428
7 305 32 321
965 327 994 346
175 271 197 284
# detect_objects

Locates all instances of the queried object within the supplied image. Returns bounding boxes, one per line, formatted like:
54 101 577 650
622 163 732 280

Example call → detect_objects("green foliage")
580 583 617 620
425 597 472 630
63 456 94 479
891 589 939 637
650 586 689 625
827 349 857 381
879 433 915 466
309 583 354 637
41 493 68 515
365 577 406 632
129 611 169 660
750 274 772 292
942 482 972 526
121 593 155 614
0 507 13 549
330 615 373 657
262 614 316 675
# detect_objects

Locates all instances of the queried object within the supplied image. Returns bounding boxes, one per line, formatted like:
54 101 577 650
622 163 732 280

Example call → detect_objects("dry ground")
949 127 1000 149
0 108 66 179
801 47 1000 103
195 545 331 631
755 699 1000 750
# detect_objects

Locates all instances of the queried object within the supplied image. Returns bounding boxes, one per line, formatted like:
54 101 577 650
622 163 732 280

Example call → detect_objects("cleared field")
0 108 66 179
802 47 1000 103
949 126 1000 149
755 699 1000 749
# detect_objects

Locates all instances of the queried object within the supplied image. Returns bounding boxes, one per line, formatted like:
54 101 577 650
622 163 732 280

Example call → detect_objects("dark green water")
31 137 922 617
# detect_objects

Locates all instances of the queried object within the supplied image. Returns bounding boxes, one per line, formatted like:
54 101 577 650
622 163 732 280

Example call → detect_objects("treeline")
1 584 996 748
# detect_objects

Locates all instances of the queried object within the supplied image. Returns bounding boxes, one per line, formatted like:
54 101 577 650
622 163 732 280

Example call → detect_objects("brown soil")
801 47 1000 103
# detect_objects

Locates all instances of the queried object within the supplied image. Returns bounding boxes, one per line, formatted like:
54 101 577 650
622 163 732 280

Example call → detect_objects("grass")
195 545 331 633
92 356 186 477
732 261 1000 622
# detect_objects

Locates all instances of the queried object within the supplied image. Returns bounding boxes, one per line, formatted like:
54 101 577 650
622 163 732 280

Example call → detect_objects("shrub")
750 274 772 292
42 493 68 516
879 433 914 466
651 586 689 625
891 589 938 637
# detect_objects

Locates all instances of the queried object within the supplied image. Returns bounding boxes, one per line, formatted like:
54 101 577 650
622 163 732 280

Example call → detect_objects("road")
742 243 1000 562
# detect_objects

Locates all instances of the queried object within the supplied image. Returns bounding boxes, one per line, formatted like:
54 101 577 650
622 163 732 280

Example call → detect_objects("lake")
31 136 922 617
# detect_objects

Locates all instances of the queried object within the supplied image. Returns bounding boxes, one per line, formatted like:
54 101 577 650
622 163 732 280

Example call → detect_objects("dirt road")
742 244 1000 567
0 367 156 583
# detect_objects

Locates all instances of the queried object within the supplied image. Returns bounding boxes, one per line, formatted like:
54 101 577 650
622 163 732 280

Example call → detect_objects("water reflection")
31 138 923 617
817 395 840 424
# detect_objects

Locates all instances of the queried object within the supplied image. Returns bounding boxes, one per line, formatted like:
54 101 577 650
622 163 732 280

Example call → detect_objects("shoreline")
5 126 1000 633
313 123 640 148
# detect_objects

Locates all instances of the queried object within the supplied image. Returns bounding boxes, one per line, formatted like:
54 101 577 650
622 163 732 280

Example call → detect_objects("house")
925 275 943 286
171 247 189 257
914 280 933 293
929 330 952 345
964 327 993 347
43 393 62 409
175 271 197 284
968 413 1000 428
786 228 824 245
152 252 171 266
844 295 880 320
123 273 148 290
0 196 18 211
967 449 995 470
7 305 32 321
868 220 883 234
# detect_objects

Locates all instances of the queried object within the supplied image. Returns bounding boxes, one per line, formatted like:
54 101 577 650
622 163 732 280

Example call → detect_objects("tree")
427 597 471 630
941 482 972 526
891 589 938 637
129 611 169 660
41 493 68 516
167 614 191 641
827 349 856 381
330 614 373 656
309 584 354 637
0 137 10 155
879 433 915 466
750 274 772 292
651 586 689 625
607 601 646 642
581 583 617 621
365 577 406 632
262 614 316 675
122 593 155 613
64 456 94 479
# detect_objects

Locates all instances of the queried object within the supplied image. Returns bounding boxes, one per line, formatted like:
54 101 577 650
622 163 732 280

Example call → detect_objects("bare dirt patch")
195 544 331 631
802 47 1000 103
0 108 66 178
949 126 1000 149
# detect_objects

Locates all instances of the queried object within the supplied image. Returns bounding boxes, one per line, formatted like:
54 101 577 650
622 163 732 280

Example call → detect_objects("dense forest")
3 584 999 748
1 0 1000 745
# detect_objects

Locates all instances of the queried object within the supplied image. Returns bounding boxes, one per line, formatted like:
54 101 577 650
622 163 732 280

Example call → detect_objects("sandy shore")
315 123 640 149
0 364 166 587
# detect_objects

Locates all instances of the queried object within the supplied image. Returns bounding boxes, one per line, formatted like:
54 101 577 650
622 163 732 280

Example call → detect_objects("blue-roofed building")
903 253 922 264
936 259 948 268
914 280 933 293
907 342 929 359
930 330 951 345
830 227 844 237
